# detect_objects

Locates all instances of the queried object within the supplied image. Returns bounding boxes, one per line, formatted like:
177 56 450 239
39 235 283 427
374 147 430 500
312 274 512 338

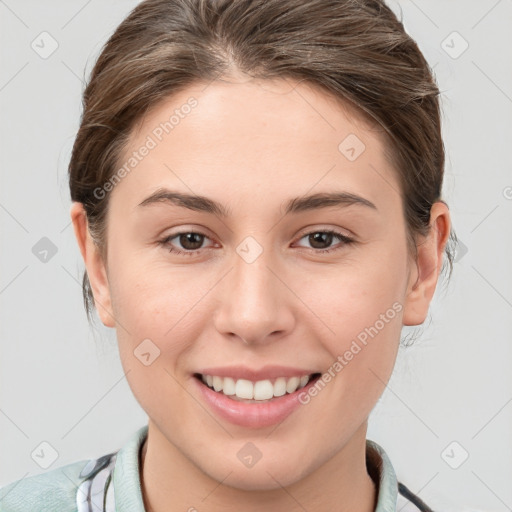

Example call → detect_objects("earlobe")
69 202 116 328
402 202 451 326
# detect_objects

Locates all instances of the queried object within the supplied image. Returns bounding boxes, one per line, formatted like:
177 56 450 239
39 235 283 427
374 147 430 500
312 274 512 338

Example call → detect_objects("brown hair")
68 0 457 325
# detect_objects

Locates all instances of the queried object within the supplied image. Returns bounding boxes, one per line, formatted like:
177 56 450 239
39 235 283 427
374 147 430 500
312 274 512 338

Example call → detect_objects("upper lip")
195 365 319 381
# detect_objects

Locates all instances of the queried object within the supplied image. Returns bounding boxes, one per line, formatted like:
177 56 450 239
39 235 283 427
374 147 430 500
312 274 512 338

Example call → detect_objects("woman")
0 0 456 510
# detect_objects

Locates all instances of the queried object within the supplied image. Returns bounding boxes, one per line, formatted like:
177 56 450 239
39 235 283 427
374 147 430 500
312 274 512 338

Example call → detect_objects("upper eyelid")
295 225 353 239
164 223 352 237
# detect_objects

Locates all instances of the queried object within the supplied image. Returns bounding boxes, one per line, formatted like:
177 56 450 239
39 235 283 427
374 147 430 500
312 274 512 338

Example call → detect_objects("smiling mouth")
194 373 322 403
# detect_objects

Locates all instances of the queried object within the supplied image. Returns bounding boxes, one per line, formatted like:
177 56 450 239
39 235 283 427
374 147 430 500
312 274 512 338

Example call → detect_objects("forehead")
112 76 401 215
130 76 383 151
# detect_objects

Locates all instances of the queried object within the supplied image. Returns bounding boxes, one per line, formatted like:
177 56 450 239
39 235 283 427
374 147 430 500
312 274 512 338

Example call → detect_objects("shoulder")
0 456 102 512
0 452 117 512
0 425 148 512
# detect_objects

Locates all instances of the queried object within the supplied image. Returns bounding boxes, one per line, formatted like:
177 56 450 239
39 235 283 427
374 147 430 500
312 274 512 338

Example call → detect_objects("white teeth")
254 380 274 400
286 376 300 393
223 377 236 395
235 379 253 399
212 376 223 392
273 377 287 397
201 374 313 401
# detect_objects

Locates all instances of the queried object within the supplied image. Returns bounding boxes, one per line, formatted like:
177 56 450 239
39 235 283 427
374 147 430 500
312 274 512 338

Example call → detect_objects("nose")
213 241 295 346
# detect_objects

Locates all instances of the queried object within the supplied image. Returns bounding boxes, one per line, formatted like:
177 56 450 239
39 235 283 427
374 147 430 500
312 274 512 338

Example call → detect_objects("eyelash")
158 229 355 257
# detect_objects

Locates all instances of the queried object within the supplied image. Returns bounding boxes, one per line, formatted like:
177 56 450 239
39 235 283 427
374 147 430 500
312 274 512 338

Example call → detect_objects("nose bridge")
214 235 293 344
235 237 275 305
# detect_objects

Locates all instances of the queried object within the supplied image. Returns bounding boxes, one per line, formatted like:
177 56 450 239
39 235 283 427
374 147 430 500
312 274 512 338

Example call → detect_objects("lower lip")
193 375 320 429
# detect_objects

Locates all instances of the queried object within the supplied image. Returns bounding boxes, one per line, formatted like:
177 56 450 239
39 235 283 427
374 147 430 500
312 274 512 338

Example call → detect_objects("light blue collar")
366 439 399 511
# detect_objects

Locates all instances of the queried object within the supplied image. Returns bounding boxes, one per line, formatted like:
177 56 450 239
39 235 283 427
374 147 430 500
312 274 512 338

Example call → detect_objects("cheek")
107 249 201 333
306 254 406 346
110 271 199 424
304 252 405 406
107 258 215 393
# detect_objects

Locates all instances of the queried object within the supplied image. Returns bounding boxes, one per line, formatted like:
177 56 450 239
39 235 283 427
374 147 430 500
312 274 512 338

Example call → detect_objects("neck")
139 421 377 512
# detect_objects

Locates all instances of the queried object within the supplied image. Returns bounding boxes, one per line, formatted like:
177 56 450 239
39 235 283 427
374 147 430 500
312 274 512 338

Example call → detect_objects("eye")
294 229 355 254
158 228 355 257
158 231 214 256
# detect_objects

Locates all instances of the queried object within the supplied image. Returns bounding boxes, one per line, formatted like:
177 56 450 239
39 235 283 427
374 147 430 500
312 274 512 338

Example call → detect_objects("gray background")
1 1 511 510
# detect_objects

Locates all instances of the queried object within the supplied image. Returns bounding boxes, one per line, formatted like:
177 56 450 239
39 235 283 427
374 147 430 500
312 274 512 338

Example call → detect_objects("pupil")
181 233 203 250
310 232 332 249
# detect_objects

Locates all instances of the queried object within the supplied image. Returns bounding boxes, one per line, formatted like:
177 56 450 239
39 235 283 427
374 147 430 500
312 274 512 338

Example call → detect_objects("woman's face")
75 76 439 490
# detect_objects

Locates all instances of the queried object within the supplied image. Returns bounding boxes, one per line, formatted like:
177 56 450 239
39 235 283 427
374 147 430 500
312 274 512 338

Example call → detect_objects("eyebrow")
137 188 378 216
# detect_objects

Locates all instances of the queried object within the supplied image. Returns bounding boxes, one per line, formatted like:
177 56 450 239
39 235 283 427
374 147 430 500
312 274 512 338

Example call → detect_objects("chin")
199 451 311 492
219 468 302 492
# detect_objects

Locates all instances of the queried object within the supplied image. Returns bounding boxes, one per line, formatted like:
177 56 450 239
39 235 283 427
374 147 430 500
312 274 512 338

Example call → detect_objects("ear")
402 202 451 326
70 202 116 328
